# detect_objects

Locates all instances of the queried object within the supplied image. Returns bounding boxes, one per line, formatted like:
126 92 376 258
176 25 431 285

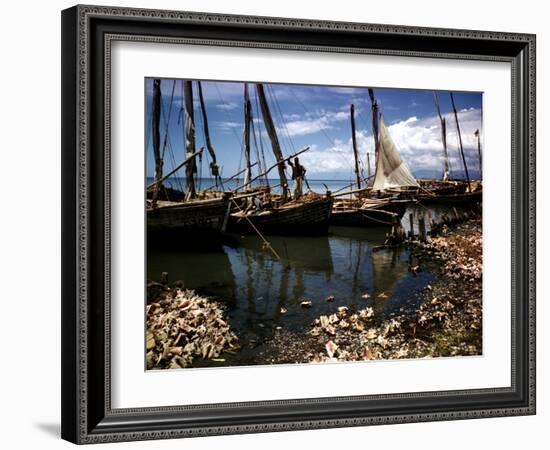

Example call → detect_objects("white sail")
372 117 419 191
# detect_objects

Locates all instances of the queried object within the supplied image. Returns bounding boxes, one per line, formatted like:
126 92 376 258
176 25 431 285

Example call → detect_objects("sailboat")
146 79 231 237
330 97 412 227
228 83 333 236
417 92 482 206
371 116 420 194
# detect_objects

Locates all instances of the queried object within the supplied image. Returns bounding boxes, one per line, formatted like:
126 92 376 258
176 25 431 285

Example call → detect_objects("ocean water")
146 177 352 194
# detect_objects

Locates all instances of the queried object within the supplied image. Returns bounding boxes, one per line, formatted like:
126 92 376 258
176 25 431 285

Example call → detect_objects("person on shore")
288 157 306 199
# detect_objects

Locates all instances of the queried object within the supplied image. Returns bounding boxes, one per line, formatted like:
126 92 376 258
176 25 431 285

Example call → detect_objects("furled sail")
372 117 419 191
183 80 197 200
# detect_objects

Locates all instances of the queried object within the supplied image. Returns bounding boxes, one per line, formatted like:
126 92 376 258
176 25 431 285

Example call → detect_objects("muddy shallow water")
147 212 447 367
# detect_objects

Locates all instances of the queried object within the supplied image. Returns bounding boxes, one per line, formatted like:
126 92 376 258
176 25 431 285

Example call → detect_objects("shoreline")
258 217 482 364
146 216 482 368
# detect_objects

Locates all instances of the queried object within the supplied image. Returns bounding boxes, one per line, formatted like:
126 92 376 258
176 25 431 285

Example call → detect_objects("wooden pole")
453 207 459 221
366 152 371 185
256 83 289 199
433 91 450 180
151 79 163 208
234 146 310 192
203 162 258 192
475 129 482 180
409 213 414 239
350 104 361 189
197 81 220 185
418 216 426 242
183 80 197 200
332 186 371 198
146 149 204 191
450 92 471 192
243 83 253 189
230 199 281 260
368 88 380 166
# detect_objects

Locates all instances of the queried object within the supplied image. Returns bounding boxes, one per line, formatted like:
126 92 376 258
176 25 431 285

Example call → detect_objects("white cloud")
297 108 482 178
276 109 350 137
325 87 368 95
299 131 375 177
386 108 482 175
216 121 242 133
215 102 239 111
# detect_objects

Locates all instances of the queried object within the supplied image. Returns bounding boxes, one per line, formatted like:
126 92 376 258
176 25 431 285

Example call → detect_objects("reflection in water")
147 223 438 365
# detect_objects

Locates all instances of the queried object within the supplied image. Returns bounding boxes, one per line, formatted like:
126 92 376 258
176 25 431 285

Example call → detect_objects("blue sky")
145 79 482 181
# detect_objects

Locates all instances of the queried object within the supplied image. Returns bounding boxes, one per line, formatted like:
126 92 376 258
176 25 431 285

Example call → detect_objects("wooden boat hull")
417 190 482 206
418 180 468 196
228 197 333 235
330 201 408 227
147 197 231 233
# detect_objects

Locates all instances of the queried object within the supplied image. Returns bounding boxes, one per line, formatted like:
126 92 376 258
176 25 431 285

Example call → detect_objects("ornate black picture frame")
61 4 536 444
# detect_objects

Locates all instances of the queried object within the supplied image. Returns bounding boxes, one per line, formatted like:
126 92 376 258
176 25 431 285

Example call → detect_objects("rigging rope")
287 88 354 172
253 92 270 186
160 80 177 161
213 83 245 149
268 85 296 156
213 82 246 189
145 111 153 183
161 98 185 194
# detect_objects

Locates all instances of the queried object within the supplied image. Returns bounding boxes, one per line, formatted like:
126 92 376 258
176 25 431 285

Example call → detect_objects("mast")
350 104 361 189
256 83 289 199
197 81 221 185
366 152 371 184
475 129 482 180
450 92 471 192
183 80 197 200
243 83 253 189
151 79 163 208
368 88 380 166
433 92 450 181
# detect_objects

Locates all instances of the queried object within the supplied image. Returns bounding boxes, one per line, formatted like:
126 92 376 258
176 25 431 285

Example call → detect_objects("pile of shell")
307 219 483 363
308 305 409 362
416 219 482 281
146 288 239 370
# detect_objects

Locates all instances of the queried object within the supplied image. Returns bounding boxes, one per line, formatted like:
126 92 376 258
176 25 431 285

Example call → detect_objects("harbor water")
147 215 448 367
147 177 474 367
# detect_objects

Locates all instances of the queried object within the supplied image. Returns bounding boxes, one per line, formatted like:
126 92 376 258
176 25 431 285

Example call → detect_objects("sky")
145 78 483 182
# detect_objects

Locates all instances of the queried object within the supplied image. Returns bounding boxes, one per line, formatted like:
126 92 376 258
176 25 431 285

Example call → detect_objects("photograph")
145 79 484 370
57 3 537 444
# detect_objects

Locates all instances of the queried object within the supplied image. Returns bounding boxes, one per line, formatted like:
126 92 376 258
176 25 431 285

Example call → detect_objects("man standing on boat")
288 157 306 199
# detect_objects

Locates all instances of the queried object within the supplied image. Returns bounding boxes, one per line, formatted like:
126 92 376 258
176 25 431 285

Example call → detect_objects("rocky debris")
303 218 482 363
146 286 239 370
415 219 482 281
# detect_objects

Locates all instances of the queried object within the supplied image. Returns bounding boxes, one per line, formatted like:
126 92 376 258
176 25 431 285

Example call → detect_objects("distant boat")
146 79 231 236
417 92 482 206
